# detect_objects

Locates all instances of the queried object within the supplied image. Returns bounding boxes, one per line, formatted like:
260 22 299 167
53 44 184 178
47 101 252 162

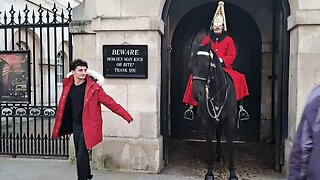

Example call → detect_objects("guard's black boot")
238 105 250 121
183 105 194 120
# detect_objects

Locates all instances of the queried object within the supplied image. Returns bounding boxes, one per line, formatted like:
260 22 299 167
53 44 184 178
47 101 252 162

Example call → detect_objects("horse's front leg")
215 123 224 163
204 125 214 180
225 117 238 180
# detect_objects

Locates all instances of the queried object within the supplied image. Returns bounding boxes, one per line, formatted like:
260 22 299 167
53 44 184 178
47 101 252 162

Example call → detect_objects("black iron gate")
0 3 73 158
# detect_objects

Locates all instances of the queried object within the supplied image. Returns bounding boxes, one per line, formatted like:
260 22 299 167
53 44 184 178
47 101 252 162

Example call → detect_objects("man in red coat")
52 59 133 180
183 1 250 121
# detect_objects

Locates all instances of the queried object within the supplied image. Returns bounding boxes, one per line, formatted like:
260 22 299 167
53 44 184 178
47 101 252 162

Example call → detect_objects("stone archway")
161 0 295 174
169 2 262 141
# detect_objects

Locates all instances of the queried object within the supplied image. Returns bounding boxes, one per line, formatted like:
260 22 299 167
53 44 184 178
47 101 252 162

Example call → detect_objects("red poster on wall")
0 51 30 103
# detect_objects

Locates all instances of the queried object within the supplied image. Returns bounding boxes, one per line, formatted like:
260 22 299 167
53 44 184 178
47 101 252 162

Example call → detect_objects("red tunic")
183 35 249 105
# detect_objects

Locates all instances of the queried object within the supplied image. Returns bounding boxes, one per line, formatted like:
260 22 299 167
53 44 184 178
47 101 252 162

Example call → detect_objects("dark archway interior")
170 2 262 142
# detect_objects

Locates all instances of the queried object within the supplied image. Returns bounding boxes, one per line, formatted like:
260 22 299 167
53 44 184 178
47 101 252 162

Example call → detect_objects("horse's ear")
207 41 212 48
204 41 211 51
198 41 212 52
211 50 220 62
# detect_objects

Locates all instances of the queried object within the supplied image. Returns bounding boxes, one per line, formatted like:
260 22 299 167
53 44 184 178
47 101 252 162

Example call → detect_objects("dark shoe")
183 105 194 120
238 105 250 121
88 174 93 180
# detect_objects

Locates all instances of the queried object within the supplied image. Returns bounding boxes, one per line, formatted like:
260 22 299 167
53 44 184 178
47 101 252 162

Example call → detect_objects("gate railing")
0 3 73 158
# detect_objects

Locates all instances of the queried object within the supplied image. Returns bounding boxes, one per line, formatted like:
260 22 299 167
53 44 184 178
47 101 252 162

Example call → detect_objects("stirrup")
238 105 250 121
183 105 194 120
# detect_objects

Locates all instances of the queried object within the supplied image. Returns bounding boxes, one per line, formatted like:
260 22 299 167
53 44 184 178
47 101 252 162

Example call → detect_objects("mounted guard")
183 1 250 121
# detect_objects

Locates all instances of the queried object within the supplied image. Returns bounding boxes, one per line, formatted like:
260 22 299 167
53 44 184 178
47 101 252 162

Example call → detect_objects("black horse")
189 42 238 180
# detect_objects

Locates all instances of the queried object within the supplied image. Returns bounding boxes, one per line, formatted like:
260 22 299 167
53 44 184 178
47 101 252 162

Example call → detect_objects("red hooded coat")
52 75 132 149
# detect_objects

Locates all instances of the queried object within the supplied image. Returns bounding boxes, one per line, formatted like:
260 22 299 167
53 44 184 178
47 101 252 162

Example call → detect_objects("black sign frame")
103 45 148 78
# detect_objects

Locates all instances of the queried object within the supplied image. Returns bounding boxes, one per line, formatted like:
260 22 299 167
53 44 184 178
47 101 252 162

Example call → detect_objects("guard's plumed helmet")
210 1 227 31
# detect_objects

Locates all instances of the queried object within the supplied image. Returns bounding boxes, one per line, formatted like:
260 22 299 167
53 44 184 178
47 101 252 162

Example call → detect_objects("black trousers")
73 122 91 180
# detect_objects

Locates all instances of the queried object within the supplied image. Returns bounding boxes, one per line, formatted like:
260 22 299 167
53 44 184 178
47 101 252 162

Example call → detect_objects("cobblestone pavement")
165 140 285 180
0 157 200 180
0 140 286 180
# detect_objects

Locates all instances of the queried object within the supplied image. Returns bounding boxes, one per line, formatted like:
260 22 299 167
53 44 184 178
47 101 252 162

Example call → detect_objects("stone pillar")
69 0 165 173
285 0 320 173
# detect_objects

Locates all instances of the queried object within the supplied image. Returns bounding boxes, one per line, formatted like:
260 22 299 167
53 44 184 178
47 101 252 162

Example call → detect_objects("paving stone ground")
0 140 286 180
165 140 286 180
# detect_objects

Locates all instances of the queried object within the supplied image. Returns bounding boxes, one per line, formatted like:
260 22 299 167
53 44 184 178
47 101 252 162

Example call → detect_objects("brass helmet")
210 1 227 31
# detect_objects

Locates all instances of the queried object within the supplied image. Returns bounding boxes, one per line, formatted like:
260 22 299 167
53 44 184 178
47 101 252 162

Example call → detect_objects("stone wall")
69 0 320 175
285 0 320 173
70 0 166 173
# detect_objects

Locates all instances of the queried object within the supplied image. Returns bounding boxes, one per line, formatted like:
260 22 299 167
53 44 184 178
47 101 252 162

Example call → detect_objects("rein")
206 76 229 122
192 50 229 121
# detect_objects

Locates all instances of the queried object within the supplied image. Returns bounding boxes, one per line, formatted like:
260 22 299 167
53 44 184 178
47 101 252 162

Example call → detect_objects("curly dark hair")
70 59 88 71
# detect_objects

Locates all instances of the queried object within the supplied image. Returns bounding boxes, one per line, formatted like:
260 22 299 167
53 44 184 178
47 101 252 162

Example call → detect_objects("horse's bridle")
192 51 216 84
192 50 229 121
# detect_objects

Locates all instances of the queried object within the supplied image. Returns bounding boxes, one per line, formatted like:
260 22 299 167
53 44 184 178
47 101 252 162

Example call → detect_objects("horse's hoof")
205 175 214 180
228 175 238 180
215 157 224 163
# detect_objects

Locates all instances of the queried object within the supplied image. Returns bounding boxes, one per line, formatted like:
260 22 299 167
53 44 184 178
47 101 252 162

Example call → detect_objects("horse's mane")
197 42 225 80
190 42 229 101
